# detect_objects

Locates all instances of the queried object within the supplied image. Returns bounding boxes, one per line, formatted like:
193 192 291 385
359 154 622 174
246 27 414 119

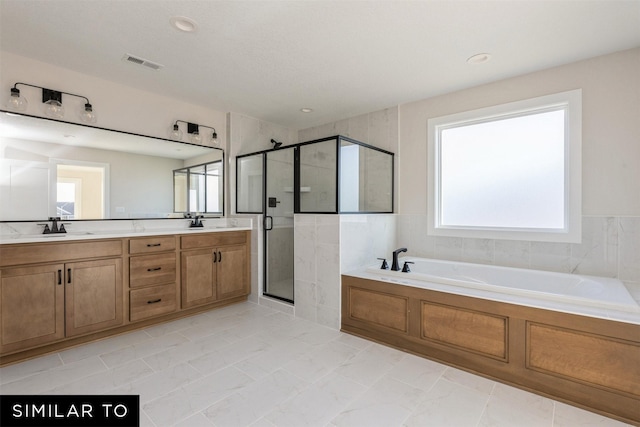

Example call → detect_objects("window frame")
427 89 582 243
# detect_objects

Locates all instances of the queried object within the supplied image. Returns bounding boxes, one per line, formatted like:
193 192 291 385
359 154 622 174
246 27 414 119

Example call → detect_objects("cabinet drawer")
130 283 177 322
129 236 176 254
129 253 176 288
0 240 122 267
181 231 247 249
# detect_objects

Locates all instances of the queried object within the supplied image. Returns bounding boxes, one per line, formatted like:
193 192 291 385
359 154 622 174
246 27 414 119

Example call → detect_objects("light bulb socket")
80 103 97 123
169 124 183 140
7 87 28 111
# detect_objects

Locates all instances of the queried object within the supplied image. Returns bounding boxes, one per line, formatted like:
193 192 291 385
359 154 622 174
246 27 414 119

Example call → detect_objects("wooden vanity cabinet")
181 231 250 309
1 230 251 364
0 264 65 353
0 240 123 354
128 236 178 322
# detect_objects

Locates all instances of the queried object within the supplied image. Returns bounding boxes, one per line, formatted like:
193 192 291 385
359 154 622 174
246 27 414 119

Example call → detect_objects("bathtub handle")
377 258 389 270
402 261 414 273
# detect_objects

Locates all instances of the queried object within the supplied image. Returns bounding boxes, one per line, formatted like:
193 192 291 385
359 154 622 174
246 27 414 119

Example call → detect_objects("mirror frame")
0 110 224 221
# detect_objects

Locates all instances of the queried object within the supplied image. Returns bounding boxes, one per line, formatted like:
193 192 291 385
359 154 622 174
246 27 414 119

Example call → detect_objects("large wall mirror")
0 111 224 221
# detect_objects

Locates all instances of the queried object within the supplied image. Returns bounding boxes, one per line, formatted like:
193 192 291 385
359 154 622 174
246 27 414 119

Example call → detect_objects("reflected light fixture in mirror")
170 120 219 147
6 82 97 123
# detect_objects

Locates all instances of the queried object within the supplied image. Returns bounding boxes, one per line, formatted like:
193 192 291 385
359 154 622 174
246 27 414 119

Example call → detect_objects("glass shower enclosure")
236 135 394 304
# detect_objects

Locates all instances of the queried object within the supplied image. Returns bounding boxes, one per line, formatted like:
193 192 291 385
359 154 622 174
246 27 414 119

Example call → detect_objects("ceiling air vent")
122 54 164 71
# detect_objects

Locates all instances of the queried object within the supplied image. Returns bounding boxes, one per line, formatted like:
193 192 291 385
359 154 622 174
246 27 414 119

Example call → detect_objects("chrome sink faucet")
391 247 407 271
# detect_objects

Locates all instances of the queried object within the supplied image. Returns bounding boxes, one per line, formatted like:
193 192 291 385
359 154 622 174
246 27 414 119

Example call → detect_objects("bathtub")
342 259 640 423
365 257 640 314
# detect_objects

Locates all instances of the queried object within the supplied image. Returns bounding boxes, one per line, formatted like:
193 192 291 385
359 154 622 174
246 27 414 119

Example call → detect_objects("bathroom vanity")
0 228 251 365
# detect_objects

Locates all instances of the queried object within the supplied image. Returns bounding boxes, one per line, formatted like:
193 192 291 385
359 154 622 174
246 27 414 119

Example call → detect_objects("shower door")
263 148 295 303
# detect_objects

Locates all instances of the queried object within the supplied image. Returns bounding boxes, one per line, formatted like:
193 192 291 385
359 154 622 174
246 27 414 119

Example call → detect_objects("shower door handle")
264 215 273 231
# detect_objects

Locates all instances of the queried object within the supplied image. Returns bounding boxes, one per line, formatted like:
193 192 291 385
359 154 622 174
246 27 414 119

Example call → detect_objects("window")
427 89 581 243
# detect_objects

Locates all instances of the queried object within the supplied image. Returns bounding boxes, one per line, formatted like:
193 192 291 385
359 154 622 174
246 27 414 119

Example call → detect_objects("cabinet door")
0 264 65 353
181 249 217 309
216 244 249 301
65 258 123 337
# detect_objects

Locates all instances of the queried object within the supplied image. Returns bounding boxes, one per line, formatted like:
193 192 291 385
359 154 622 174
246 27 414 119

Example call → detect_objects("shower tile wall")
293 214 397 329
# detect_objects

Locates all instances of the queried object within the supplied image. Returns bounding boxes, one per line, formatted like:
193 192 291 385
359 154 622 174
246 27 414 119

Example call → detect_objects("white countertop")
0 227 252 245
0 218 253 245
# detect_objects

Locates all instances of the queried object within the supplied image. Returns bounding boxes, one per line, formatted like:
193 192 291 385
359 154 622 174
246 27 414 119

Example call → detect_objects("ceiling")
1 0 639 130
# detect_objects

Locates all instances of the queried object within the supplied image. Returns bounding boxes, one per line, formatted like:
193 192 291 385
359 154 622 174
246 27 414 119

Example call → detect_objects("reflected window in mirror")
53 160 108 219
174 160 223 215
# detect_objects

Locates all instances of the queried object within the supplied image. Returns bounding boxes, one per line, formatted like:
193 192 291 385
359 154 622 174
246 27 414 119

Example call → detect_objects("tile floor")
0 301 632 427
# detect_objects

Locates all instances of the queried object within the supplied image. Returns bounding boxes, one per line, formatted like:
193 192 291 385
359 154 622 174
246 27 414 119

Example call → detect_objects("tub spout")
391 247 407 271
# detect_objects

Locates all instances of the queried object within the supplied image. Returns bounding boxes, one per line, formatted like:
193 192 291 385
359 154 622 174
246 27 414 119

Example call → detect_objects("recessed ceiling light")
467 53 492 64
300 108 313 113
170 16 198 33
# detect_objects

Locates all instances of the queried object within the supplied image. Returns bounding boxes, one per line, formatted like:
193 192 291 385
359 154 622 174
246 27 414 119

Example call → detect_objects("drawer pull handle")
218 251 222 262
147 298 162 304
57 269 62 285
147 267 162 272
146 243 162 247
67 268 72 284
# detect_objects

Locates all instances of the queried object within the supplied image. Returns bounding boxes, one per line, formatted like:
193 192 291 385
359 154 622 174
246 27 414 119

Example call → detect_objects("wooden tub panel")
421 301 508 361
347 287 409 333
527 322 640 398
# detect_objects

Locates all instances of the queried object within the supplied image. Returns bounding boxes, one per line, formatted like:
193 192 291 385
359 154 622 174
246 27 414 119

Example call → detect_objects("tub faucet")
391 247 407 271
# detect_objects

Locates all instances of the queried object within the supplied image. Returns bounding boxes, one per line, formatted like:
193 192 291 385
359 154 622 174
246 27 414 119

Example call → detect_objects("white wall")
398 48 640 217
395 47 640 298
1 52 227 144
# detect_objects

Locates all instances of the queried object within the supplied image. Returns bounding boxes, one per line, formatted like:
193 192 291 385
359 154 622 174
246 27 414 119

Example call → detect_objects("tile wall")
397 214 640 302
292 214 397 330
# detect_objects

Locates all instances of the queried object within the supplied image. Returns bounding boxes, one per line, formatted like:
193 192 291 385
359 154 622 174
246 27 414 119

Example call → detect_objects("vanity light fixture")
170 120 219 146
6 82 97 123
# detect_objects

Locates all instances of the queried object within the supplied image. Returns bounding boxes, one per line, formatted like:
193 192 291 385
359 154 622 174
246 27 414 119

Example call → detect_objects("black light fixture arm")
173 119 217 135
12 82 92 106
